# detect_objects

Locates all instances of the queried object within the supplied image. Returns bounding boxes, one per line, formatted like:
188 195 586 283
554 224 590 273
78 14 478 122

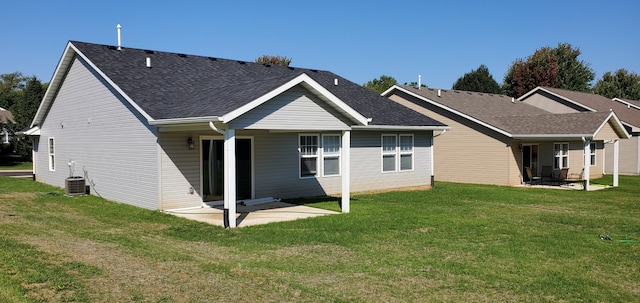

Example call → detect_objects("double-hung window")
399 135 414 171
322 135 341 176
382 135 397 172
48 137 55 171
585 142 596 166
382 134 414 172
299 135 318 178
553 142 569 169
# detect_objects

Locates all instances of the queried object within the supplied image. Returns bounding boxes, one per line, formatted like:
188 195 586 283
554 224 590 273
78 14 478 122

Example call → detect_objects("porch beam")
613 139 619 187
341 130 350 213
224 129 237 228
583 139 590 191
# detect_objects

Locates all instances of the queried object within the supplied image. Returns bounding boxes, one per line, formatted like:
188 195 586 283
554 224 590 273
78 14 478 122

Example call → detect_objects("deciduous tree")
255 55 292 66
363 75 397 94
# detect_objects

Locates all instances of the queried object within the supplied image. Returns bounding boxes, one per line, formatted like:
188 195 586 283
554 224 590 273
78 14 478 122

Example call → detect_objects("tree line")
363 43 640 100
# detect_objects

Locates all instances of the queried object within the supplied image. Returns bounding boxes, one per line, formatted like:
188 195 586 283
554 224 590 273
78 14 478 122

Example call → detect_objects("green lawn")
0 155 32 170
0 175 638 302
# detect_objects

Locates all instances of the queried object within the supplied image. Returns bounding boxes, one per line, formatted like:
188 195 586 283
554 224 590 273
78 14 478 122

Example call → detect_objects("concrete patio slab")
164 202 339 227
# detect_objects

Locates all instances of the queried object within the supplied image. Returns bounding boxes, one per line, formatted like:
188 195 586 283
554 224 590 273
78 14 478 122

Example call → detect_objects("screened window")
48 137 55 171
322 135 340 176
299 135 318 177
399 135 414 171
553 142 569 169
382 135 397 172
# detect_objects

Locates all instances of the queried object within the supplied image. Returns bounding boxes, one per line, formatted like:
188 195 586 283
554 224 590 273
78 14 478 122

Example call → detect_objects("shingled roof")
0 107 14 124
522 87 640 129
64 41 444 128
387 86 626 138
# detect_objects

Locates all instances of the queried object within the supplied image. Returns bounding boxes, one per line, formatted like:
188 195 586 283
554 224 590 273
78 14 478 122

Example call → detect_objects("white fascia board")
613 98 640 110
220 73 370 126
593 111 631 139
31 42 76 127
351 125 450 131
386 86 513 137
149 116 222 126
518 86 596 112
32 42 155 127
512 134 593 140
16 126 40 136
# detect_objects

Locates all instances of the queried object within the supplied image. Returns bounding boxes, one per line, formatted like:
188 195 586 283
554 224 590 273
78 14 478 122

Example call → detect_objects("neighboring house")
613 97 640 110
519 87 640 175
27 41 447 227
0 107 15 144
382 86 629 188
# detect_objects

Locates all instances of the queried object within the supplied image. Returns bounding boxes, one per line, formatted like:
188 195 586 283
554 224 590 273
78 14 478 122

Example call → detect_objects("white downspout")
583 137 590 191
613 139 619 187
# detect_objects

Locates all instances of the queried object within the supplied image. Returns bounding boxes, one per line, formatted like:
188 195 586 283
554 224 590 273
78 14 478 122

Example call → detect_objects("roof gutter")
149 116 222 126
512 134 593 140
351 125 450 131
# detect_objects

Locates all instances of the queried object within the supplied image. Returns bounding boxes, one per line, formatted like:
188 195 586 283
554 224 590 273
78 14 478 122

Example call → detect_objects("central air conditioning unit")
65 176 86 196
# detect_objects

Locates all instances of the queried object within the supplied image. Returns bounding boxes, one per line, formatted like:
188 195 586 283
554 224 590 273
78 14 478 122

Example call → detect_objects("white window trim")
381 134 398 173
322 134 341 177
299 134 319 179
399 134 414 172
553 142 569 169
586 142 596 166
48 137 55 171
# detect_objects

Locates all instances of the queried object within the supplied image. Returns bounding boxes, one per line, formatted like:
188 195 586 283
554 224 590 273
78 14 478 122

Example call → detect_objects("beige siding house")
383 85 629 188
27 41 447 228
520 87 640 175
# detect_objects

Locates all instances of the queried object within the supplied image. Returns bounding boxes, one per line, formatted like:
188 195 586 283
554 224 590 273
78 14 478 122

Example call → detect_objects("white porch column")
583 139 590 191
224 129 237 228
613 139 619 187
341 130 350 213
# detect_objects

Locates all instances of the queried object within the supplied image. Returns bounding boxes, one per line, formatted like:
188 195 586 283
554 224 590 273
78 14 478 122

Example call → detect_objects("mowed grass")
0 175 638 302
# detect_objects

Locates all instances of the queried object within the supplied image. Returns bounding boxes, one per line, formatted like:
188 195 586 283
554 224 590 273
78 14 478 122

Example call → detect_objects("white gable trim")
31 42 154 128
220 73 369 126
518 86 597 112
383 85 513 137
613 97 640 110
593 111 631 139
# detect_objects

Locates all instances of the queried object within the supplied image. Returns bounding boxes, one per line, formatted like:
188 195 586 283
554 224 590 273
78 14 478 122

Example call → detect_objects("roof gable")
32 41 445 129
384 85 629 139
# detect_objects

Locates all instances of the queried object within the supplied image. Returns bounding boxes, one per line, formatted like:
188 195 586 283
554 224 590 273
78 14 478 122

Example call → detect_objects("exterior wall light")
188 136 194 150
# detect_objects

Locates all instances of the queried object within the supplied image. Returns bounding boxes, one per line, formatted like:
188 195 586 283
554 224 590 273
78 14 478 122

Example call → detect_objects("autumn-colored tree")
255 55 292 66
502 43 594 97
593 69 640 100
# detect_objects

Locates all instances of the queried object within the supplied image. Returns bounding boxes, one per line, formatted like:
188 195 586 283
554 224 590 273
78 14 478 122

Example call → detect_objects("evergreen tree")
593 69 640 100
452 65 501 93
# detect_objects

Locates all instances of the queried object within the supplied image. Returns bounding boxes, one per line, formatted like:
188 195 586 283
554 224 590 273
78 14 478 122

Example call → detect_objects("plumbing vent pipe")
334 78 338 86
146 57 151 68
418 75 421 89
116 24 122 50
437 89 441 97
511 97 514 103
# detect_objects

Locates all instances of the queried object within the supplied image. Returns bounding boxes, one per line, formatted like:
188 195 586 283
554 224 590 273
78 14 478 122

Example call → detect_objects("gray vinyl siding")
349 131 432 192
34 56 159 209
158 132 203 210
229 85 351 130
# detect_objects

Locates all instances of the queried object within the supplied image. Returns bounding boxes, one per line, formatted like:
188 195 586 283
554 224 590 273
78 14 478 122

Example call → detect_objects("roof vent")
146 57 151 68
334 78 338 86
437 89 441 97
116 24 122 50
178 54 187 58
107 45 117 50
287 67 294 70
511 97 514 103
237 61 246 64
418 75 422 89
144 50 154 54
208 57 217 61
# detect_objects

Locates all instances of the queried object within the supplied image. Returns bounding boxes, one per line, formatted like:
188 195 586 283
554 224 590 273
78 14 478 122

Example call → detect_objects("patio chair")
541 166 552 184
552 168 569 185
525 167 541 185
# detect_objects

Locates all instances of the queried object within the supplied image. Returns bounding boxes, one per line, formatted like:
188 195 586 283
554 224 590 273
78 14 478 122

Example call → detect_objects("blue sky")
3 0 639 89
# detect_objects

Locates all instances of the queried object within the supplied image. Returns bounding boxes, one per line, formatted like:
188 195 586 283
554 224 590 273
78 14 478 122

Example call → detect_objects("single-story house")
27 41 447 227
0 107 15 144
519 87 640 175
382 85 629 188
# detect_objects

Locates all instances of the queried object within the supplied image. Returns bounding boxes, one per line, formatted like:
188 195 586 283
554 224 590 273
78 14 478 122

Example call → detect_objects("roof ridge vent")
237 61 246 64
144 50 154 54
208 57 217 61
178 54 187 58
